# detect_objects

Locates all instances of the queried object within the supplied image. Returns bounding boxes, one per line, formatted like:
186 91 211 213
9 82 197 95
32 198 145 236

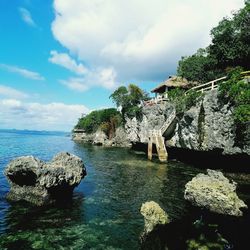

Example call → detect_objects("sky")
0 0 245 131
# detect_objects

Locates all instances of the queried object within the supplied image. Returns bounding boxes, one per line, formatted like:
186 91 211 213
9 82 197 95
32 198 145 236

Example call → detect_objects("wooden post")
148 135 153 160
211 81 214 90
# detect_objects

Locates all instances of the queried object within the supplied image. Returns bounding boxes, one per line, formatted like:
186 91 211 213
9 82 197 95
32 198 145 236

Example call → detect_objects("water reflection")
4 192 85 232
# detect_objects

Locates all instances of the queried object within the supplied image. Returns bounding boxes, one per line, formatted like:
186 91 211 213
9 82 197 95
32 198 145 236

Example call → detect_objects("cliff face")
125 90 250 156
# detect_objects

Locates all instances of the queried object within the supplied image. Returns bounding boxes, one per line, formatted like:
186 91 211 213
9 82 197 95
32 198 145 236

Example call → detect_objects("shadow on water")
3 192 85 232
141 205 250 250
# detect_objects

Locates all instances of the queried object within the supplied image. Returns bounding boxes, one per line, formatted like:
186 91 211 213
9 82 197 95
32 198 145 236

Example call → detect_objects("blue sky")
0 0 245 131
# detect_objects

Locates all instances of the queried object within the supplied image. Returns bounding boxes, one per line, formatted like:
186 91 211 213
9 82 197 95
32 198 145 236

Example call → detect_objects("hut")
151 76 190 99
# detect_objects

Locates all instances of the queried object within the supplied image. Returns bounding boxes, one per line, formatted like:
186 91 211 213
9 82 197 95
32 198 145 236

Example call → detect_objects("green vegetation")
167 88 204 114
110 84 149 120
177 2 250 83
75 108 121 137
177 48 221 83
218 67 250 124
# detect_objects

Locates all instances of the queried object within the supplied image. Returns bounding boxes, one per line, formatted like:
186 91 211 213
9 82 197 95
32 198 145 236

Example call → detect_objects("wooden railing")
186 76 227 94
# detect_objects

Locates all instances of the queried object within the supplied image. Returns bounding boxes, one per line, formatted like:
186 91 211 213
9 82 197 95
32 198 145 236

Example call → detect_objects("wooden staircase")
148 111 176 162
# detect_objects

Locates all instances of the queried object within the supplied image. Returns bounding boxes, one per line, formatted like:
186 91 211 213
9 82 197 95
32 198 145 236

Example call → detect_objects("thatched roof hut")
151 76 191 94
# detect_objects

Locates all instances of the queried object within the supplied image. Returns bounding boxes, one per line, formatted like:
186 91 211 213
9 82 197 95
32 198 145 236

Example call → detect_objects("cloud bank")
0 98 89 131
52 0 244 84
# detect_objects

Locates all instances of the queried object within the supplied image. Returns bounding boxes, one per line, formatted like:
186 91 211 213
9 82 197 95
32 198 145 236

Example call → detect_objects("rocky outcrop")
168 90 250 155
140 201 169 234
110 127 132 147
93 130 108 145
72 90 249 155
184 169 247 216
5 152 86 206
125 103 175 143
125 90 250 155
73 127 132 147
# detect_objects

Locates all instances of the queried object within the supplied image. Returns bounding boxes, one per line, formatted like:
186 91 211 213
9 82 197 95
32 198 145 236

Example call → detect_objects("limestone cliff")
125 90 250 156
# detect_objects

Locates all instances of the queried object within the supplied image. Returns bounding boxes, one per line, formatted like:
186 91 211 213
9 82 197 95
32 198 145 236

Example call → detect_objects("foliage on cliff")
177 2 250 83
168 88 204 114
218 67 250 124
75 108 121 137
110 84 149 120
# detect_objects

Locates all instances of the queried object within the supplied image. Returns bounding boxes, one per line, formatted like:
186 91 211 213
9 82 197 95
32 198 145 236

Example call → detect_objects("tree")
209 2 250 69
177 49 221 83
177 2 250 83
110 84 149 120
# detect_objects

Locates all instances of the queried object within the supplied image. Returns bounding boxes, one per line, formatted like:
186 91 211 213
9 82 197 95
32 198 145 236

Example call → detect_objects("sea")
0 129 249 249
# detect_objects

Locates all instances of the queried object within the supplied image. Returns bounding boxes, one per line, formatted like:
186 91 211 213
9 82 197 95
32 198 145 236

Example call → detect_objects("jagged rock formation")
73 127 131 147
126 90 250 155
184 169 247 216
140 201 169 234
125 103 175 143
72 90 249 156
5 152 86 206
93 130 108 145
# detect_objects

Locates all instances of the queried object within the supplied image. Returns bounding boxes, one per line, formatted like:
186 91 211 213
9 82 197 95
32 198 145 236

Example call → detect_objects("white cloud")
60 77 89 92
0 85 29 99
0 64 45 81
0 99 89 131
49 50 87 75
19 7 36 27
60 67 117 92
52 0 245 82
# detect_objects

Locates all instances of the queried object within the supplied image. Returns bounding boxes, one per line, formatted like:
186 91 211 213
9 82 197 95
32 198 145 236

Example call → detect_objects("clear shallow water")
0 130 249 249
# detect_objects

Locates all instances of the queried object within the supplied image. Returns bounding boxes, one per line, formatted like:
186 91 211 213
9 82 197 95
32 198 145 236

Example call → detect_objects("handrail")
187 76 227 93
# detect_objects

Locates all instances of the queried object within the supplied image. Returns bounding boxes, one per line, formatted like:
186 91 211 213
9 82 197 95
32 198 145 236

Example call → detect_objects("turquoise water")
0 130 249 249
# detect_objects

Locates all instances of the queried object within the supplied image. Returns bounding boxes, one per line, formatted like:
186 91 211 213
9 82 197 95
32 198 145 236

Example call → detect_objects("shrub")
167 88 204 114
75 108 122 135
219 67 250 124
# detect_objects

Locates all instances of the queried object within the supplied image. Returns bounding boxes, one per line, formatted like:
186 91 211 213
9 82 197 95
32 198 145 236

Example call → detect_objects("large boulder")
140 201 169 234
184 169 247 216
5 152 86 206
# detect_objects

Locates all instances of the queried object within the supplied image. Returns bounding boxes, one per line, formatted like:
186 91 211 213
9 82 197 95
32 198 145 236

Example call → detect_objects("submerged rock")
140 201 169 234
5 152 86 206
184 169 247 216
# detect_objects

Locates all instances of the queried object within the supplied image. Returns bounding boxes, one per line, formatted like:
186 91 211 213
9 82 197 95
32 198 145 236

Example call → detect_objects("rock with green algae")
184 169 247 216
140 201 169 234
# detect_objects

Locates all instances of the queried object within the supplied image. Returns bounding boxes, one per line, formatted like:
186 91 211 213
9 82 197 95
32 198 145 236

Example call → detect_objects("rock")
111 127 132 147
93 130 108 146
5 152 86 206
124 90 250 156
140 201 169 234
184 169 247 216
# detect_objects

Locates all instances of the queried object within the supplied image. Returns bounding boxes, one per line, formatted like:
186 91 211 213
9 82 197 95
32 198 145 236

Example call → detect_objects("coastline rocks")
110 127 132 147
73 127 132 148
184 169 247 216
93 130 108 146
140 201 169 234
124 90 250 156
5 152 86 206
